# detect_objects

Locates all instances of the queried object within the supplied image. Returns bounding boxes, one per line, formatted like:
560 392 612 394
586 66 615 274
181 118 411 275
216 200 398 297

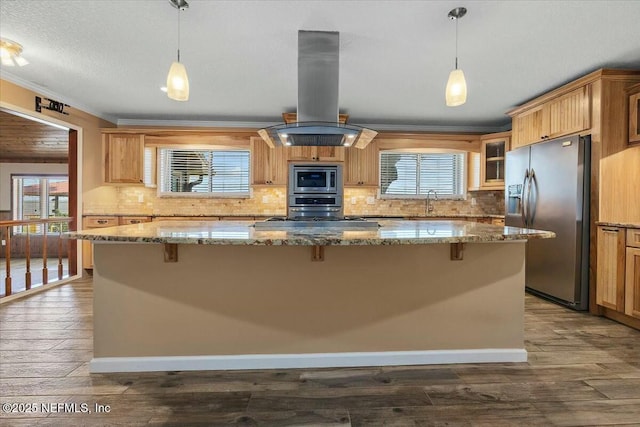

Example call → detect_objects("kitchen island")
68 220 554 373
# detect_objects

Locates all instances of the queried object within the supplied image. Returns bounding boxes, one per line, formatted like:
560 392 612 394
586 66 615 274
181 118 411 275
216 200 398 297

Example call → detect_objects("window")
12 175 69 233
158 148 250 197
380 151 466 198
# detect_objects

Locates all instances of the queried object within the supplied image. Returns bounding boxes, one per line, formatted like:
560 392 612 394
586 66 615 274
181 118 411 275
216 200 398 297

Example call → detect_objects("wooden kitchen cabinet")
288 145 345 162
510 85 590 148
626 228 640 319
511 105 545 149
251 137 287 185
344 142 378 186
103 133 145 184
628 84 640 144
82 216 118 270
479 133 509 189
596 226 626 311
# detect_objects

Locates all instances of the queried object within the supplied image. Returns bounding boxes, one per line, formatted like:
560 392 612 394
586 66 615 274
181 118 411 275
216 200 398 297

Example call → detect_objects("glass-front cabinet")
480 132 510 190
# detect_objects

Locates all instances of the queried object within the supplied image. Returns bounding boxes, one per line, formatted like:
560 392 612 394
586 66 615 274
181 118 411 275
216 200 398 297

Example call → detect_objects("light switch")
366 196 375 205
351 197 357 205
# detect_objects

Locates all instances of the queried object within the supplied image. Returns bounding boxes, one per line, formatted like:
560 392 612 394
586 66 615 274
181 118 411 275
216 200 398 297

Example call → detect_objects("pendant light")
167 0 189 101
445 7 467 107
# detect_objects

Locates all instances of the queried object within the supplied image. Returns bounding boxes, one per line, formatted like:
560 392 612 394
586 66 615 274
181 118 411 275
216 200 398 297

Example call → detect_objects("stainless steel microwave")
289 164 343 194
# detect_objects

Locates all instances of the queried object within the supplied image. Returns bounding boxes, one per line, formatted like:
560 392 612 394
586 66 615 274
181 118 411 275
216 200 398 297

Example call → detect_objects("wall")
83 185 504 217
0 162 68 211
0 79 117 212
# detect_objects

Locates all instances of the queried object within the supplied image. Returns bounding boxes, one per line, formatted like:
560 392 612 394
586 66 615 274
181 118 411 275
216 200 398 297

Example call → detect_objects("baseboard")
90 348 527 373
0 275 81 304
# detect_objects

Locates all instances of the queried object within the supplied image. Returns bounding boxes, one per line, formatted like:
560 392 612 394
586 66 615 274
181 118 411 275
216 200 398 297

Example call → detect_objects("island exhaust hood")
258 31 377 149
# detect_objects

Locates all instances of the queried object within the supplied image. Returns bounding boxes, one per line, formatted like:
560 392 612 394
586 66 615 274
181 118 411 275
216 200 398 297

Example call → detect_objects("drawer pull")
130 220 141 224
602 228 619 232
97 220 108 224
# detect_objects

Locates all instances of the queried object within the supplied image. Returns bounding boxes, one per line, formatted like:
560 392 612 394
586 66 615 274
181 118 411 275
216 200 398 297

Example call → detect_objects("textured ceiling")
1 0 639 131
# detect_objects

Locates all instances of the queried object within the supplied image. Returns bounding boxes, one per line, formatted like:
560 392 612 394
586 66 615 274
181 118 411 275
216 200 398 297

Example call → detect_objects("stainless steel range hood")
258 31 377 149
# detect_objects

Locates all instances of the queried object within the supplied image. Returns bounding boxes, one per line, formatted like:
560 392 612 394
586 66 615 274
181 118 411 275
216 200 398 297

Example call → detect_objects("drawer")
628 228 640 248
83 216 118 228
119 216 152 225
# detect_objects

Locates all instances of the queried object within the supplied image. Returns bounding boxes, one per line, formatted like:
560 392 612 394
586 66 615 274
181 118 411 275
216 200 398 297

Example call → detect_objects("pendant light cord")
177 7 181 63
454 16 459 70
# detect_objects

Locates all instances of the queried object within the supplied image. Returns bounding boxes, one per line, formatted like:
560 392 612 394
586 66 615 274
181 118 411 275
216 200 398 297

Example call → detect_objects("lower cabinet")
625 229 640 319
596 225 640 325
82 216 119 270
596 226 626 311
82 216 151 269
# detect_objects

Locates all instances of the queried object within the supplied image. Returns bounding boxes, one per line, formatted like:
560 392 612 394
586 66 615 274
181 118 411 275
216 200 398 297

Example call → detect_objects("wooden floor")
1 280 640 426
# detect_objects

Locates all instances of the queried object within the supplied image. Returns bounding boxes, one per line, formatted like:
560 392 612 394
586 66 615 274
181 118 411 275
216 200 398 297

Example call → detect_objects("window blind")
158 148 250 196
380 151 465 198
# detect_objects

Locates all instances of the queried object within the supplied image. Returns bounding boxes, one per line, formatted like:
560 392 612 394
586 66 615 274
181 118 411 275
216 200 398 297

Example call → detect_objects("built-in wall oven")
288 163 343 219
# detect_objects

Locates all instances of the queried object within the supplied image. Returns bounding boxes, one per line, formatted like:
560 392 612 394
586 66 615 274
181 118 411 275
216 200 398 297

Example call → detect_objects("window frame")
11 174 70 234
378 148 467 200
156 146 252 198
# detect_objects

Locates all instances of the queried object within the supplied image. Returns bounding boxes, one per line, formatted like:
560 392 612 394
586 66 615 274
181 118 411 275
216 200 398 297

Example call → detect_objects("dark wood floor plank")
585 379 640 399
349 403 550 426
247 386 432 412
423 380 606 405
533 398 640 426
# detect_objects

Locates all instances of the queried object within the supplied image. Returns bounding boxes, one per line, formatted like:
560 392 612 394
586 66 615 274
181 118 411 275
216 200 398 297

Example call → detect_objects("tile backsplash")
84 185 504 217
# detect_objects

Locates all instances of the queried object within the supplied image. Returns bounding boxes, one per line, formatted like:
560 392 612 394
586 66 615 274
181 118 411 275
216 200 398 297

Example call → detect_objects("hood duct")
258 31 377 149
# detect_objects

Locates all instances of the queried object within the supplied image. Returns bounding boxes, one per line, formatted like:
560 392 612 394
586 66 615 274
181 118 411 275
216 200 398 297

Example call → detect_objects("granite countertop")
83 213 506 219
67 219 553 246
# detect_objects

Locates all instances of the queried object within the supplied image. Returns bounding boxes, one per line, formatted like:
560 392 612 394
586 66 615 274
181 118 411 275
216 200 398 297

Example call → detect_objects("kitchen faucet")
426 190 438 214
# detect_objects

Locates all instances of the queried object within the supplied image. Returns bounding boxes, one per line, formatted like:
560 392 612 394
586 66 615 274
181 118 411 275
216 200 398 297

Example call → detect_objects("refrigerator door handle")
521 169 529 227
528 168 537 225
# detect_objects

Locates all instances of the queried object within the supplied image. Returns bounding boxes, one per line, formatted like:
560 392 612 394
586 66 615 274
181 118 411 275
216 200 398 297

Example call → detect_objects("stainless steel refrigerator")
505 135 590 310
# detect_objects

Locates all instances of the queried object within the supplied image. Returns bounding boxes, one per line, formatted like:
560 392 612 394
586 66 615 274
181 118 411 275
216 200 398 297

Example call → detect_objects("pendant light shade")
167 61 189 101
167 0 189 101
445 69 467 107
445 7 467 107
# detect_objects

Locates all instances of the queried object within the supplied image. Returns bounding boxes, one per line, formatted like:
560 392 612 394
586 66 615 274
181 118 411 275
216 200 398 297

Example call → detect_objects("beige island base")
70 220 554 373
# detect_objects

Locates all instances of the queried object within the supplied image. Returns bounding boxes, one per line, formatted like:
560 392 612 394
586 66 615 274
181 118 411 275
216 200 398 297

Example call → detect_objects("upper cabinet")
251 137 287 185
628 83 640 145
103 133 144 184
287 145 345 162
344 142 378 186
510 85 591 148
479 132 510 190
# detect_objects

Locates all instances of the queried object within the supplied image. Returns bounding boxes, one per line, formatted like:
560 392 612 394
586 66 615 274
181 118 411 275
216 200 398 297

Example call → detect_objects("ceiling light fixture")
445 7 467 107
0 38 29 67
166 0 189 101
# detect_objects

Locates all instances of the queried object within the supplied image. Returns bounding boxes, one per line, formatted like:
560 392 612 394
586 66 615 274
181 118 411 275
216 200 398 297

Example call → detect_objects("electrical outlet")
366 196 375 205
138 194 144 203
351 197 357 205
471 198 477 206
261 196 269 204
1 239 5 246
